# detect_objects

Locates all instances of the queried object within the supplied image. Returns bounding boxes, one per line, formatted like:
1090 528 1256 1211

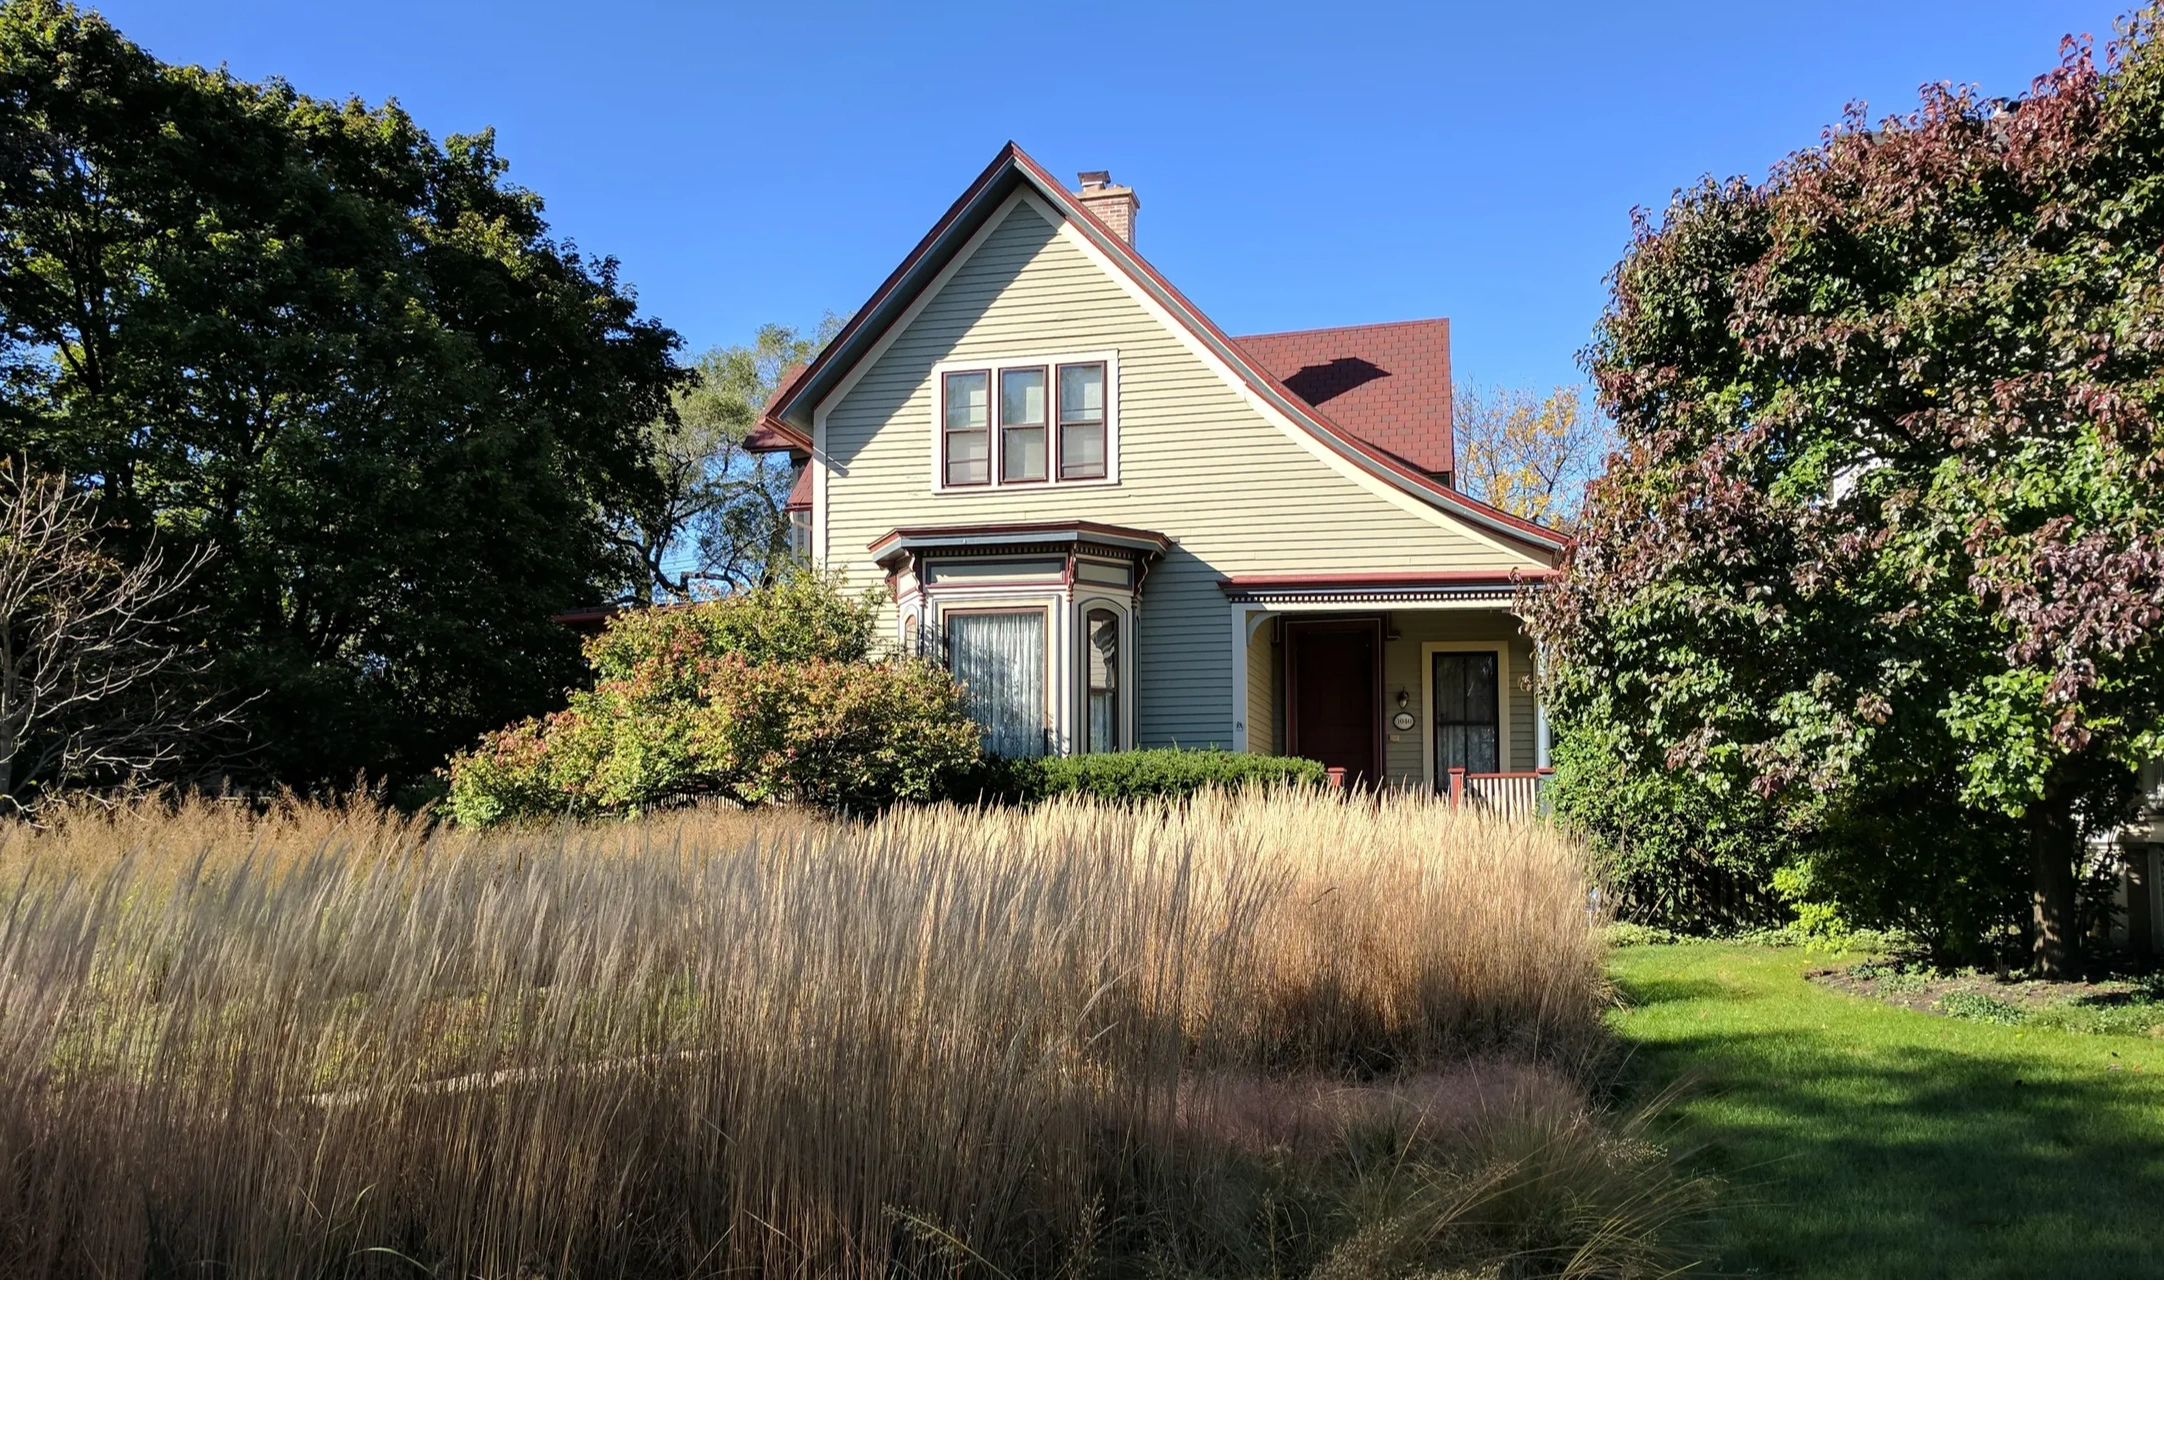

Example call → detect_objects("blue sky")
102 0 2123 396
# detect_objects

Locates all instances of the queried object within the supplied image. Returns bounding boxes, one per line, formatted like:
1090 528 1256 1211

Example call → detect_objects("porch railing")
1445 767 1554 820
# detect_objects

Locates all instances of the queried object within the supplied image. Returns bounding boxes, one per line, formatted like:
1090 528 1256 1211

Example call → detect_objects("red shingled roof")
783 464 813 513
1232 319 1454 478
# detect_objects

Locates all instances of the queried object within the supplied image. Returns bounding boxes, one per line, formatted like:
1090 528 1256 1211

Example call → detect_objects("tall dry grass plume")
0 789 1704 1277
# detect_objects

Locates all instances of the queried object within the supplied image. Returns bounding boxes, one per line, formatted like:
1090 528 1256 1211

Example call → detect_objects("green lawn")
1609 942 2164 1278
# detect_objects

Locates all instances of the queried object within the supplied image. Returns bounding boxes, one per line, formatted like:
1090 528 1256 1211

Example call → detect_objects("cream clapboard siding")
820 197 1532 748
1380 612 1535 790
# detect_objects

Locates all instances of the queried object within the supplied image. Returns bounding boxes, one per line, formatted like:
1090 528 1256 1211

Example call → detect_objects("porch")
1224 574 1553 817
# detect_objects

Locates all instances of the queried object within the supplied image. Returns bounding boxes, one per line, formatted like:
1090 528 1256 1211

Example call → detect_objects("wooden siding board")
822 203 1533 748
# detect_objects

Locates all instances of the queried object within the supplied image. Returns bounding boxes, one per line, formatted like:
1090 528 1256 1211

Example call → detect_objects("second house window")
935 354 1116 490
1000 368 1046 481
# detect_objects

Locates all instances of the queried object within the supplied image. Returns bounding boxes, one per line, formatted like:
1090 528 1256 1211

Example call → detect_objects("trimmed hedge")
974 748 1330 803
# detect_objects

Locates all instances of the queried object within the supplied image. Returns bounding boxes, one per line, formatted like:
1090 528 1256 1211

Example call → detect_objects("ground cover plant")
1814 958 2164 1037
0 790 1704 1278
1610 939 2164 1277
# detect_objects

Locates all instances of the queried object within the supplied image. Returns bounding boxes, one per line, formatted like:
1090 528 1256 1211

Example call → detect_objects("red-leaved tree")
1528 13 2164 969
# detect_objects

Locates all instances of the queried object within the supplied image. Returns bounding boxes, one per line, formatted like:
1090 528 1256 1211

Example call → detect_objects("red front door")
1286 619 1382 788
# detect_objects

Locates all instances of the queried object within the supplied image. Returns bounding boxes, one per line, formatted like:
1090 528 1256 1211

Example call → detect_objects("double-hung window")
943 370 990 486
1058 363 1105 479
935 354 1114 490
1000 368 1046 481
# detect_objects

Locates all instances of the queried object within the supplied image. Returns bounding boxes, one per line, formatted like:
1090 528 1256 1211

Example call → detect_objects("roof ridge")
1233 317 1452 342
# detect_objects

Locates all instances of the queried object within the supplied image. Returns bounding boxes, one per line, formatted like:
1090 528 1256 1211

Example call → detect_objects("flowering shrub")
445 575 980 824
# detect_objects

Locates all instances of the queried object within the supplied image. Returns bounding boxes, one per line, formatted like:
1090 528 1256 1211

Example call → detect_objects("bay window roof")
868 519 1170 573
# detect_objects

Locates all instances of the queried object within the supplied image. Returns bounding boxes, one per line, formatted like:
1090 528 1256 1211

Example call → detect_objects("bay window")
946 609 1047 758
876 522 1159 761
1084 609 1119 752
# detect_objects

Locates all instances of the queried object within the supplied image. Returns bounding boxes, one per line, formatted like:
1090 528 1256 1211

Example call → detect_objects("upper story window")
1059 363 1105 479
943 371 990 486
1001 368 1046 481
933 352 1117 492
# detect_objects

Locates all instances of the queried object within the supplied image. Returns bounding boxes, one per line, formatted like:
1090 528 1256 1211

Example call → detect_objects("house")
747 144 1565 803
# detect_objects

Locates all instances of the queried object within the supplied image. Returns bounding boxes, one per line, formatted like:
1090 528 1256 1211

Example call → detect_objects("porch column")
1228 603 1264 750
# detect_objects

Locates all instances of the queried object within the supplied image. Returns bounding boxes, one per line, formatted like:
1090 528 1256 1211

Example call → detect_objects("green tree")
1528 16 2164 969
622 319 842 600
0 0 683 790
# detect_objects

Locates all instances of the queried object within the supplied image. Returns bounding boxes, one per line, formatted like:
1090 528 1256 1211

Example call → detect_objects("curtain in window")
1433 651 1499 777
1085 610 1118 753
947 611 1046 758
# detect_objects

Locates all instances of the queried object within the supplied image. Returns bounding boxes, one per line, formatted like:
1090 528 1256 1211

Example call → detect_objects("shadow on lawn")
1613 971 2164 1278
1611 974 1736 1008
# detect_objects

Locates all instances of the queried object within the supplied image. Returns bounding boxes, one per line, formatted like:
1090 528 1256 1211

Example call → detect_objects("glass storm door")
1433 651 1500 782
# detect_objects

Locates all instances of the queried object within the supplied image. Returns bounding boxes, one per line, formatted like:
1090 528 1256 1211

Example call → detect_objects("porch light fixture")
1395 688 1411 710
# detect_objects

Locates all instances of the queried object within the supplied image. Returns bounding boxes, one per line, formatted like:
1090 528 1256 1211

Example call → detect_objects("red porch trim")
1219 569 1554 589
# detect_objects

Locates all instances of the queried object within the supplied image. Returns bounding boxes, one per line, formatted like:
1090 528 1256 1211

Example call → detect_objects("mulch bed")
1808 964 2136 1016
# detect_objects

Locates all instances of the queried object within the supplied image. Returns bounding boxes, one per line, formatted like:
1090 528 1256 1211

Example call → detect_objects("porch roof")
1217 569 1553 606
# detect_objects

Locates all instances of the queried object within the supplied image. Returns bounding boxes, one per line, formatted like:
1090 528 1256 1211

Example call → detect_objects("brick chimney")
1075 170 1138 246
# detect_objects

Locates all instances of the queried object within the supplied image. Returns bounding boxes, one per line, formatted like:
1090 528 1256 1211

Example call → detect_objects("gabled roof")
1233 320 1454 478
748 142 1561 557
745 361 812 453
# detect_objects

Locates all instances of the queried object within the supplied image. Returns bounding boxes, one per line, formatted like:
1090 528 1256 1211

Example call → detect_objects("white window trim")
1074 597 1135 754
1419 641 1513 790
929 350 1120 494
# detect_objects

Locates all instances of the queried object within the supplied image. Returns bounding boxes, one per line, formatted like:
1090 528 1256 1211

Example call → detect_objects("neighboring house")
2115 762 2164 957
748 143 1566 804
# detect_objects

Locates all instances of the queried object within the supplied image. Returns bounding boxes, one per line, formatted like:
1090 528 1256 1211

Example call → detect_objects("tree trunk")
2029 775 2079 976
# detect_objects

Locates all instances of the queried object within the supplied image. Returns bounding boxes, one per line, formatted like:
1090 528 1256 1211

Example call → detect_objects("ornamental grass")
0 789 1704 1278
